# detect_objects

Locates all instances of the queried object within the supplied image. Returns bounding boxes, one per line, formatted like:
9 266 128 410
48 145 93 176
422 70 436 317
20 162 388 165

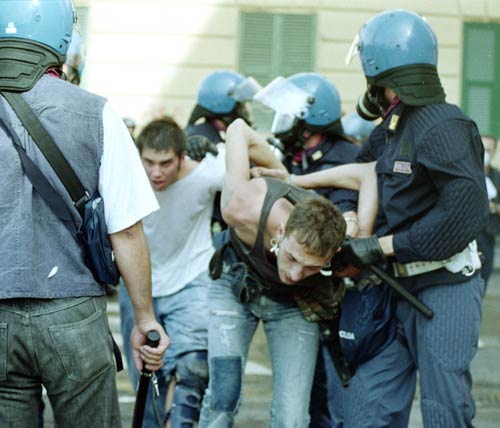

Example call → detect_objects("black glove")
339 235 386 268
186 135 219 161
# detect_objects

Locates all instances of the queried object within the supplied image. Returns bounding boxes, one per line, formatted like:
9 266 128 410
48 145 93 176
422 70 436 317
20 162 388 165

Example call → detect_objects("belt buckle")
461 265 475 277
393 263 408 278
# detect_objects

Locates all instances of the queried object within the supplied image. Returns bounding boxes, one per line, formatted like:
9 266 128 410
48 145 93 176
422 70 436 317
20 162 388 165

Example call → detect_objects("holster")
208 231 263 303
209 229 232 280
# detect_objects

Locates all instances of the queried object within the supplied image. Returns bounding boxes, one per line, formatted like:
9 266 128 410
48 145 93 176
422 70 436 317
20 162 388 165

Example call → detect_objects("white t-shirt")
143 147 226 297
99 103 159 233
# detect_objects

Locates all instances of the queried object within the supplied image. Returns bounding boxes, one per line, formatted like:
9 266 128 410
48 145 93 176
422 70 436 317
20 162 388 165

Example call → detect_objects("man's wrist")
344 216 359 224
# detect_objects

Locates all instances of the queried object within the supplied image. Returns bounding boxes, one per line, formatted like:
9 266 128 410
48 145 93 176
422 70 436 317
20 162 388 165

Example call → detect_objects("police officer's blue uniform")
370 100 485 428
286 137 360 212
186 121 222 144
341 99 487 428
337 9 488 427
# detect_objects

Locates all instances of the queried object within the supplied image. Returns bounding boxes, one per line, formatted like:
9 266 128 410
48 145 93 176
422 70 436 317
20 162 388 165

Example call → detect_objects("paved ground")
43 254 500 427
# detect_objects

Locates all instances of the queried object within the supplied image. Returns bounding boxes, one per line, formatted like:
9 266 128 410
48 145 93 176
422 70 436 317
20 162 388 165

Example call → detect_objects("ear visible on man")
276 222 285 240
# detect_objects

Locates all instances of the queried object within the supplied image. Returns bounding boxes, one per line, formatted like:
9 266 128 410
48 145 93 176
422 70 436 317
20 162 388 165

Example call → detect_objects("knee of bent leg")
171 352 210 426
176 351 209 391
207 356 243 412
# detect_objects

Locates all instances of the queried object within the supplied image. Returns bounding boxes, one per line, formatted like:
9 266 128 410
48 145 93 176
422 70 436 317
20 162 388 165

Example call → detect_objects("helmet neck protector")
368 64 445 106
0 39 64 92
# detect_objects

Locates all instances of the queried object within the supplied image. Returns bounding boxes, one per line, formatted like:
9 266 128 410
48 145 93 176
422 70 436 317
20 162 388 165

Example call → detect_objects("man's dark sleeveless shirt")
229 177 331 298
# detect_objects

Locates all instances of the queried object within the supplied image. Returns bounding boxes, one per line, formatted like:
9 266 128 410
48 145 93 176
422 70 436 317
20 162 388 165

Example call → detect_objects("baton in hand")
131 330 161 428
369 265 434 319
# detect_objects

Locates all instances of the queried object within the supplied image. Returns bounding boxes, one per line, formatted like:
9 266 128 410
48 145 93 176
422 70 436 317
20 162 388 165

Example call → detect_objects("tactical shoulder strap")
0 98 79 240
1 91 89 210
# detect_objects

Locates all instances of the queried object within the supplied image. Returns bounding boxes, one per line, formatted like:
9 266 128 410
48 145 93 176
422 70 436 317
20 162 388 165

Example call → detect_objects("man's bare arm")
224 119 285 189
222 119 284 227
292 162 374 191
292 162 378 236
110 221 170 372
356 163 378 236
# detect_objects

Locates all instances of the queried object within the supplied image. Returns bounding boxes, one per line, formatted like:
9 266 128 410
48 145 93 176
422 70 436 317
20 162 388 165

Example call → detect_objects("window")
239 12 316 130
462 23 500 137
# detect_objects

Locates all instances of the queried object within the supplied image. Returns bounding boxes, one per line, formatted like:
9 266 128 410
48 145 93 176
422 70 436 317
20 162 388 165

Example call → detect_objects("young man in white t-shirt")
119 116 225 428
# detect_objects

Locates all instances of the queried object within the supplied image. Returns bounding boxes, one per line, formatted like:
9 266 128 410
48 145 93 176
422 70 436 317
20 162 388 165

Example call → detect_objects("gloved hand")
339 235 386 269
186 135 219 161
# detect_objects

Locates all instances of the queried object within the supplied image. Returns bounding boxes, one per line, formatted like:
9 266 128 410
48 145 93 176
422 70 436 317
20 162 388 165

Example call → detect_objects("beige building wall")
74 0 500 129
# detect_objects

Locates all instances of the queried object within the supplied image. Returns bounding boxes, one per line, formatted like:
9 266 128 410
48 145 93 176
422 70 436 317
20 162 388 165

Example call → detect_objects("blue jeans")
199 261 319 428
120 271 211 428
0 297 120 428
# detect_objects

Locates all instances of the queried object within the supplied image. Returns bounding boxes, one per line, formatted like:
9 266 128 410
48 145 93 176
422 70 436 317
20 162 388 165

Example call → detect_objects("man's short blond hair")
285 196 346 258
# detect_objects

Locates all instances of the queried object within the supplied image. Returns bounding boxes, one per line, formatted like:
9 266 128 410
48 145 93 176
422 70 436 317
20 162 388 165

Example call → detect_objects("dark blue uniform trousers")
397 275 484 428
329 274 483 428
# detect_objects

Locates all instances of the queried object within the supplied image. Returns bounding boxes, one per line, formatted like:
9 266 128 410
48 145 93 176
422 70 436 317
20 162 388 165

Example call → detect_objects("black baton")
131 330 161 428
369 265 434 319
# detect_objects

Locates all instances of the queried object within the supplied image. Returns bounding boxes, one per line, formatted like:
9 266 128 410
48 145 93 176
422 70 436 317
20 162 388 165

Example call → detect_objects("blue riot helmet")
0 0 74 57
0 0 75 91
346 9 445 120
188 70 261 127
254 72 344 151
341 112 377 144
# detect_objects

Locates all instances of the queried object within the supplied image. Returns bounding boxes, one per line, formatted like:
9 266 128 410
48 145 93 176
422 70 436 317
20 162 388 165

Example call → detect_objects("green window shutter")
239 13 275 85
279 14 316 76
462 23 500 137
239 12 316 130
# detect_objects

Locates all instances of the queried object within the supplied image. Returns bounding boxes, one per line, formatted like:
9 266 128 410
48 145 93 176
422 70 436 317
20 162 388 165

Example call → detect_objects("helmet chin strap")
0 40 64 92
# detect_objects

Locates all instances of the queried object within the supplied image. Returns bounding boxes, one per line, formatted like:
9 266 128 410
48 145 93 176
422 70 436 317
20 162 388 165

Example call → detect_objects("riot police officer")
186 70 258 156
186 70 260 232
341 9 488 427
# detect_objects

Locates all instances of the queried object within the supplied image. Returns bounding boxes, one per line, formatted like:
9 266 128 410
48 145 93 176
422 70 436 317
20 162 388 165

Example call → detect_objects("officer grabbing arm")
340 10 488 428
185 70 261 233
185 70 261 157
